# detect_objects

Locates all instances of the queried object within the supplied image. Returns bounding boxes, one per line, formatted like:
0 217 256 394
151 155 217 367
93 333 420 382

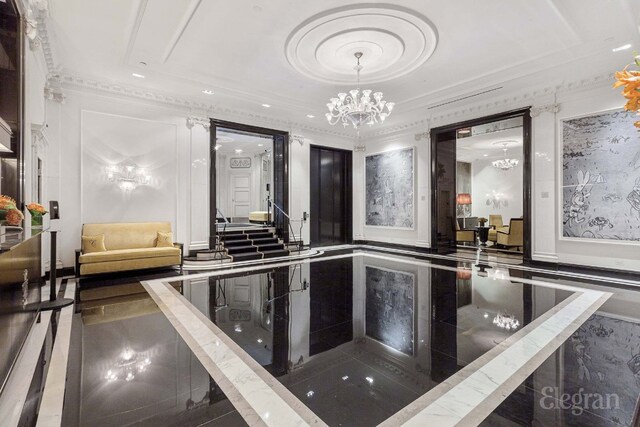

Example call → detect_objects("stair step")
223 239 255 248
231 253 263 262
251 237 279 245
255 243 285 251
261 249 290 259
246 232 274 239
222 234 249 242
226 246 258 255
196 249 226 260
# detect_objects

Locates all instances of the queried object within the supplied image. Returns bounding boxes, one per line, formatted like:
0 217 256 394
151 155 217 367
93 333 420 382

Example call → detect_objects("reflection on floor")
21 249 640 426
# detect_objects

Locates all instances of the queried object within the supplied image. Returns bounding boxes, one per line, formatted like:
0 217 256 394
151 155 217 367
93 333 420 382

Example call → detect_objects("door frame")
309 144 353 246
429 108 532 261
209 119 289 247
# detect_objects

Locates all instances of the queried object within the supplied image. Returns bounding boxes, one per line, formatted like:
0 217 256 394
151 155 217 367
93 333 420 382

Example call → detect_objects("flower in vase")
26 203 47 215
5 208 24 226
0 195 17 210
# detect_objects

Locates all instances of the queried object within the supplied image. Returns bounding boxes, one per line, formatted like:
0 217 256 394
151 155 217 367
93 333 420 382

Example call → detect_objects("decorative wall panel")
562 109 640 242
365 147 414 228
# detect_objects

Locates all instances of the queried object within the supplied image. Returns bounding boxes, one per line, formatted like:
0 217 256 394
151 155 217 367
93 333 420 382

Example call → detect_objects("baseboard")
43 267 75 280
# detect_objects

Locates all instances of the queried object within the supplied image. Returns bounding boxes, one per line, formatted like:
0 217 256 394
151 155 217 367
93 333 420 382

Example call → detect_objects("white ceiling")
49 0 640 135
457 127 523 163
216 129 272 156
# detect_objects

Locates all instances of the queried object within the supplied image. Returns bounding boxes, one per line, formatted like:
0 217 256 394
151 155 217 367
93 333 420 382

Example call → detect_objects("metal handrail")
267 196 305 252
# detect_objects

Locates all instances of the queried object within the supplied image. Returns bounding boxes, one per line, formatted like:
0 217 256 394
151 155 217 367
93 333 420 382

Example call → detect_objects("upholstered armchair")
488 214 510 242
497 218 524 250
455 220 476 244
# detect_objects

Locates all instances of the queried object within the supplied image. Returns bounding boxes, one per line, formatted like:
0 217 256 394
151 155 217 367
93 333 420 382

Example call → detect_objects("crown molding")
360 71 615 139
59 71 357 141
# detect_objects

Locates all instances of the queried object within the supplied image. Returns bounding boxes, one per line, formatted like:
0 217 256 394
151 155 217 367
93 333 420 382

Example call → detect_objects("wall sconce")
106 162 151 192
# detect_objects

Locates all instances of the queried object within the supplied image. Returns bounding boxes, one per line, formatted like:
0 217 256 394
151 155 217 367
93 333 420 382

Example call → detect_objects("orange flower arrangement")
0 195 16 210
27 203 47 215
5 208 24 226
613 55 640 128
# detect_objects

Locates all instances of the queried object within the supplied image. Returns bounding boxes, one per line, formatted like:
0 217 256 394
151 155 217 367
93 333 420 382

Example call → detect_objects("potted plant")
27 203 48 228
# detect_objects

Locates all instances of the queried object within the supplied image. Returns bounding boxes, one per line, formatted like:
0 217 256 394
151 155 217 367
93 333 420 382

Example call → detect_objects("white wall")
45 86 354 265
470 152 524 222
35 69 639 273
358 82 640 271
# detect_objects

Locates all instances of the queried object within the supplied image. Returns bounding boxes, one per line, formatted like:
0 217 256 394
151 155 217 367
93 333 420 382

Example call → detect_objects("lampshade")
456 193 472 205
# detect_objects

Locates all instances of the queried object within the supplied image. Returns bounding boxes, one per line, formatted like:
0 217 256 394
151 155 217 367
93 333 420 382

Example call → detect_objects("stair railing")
215 208 229 261
267 196 305 253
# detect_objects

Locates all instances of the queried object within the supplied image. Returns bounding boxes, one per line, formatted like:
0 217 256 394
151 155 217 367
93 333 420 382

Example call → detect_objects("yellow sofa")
75 222 182 276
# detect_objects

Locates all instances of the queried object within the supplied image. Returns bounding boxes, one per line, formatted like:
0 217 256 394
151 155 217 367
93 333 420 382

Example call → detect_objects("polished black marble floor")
171 256 575 426
56 251 640 426
62 281 247 426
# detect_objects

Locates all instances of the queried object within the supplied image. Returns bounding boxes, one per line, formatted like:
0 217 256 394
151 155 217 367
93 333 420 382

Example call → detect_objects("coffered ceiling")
49 0 640 134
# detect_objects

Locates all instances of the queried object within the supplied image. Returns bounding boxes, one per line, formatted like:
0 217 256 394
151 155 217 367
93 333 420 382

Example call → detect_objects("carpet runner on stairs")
218 229 290 262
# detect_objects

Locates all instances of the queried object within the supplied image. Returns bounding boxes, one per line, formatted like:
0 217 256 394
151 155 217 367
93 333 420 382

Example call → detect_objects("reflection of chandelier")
104 348 151 383
492 143 519 171
325 52 395 130
106 162 151 192
493 313 520 330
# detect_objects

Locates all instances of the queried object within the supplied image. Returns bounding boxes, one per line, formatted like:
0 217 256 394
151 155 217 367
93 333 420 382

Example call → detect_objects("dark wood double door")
310 146 352 246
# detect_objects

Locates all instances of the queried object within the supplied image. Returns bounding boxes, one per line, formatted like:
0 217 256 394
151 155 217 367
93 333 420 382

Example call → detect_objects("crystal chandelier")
325 52 395 130
493 313 520 330
106 161 151 192
492 143 519 171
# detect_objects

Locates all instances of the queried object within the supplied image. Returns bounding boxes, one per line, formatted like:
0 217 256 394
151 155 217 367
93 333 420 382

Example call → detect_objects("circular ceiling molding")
285 4 438 85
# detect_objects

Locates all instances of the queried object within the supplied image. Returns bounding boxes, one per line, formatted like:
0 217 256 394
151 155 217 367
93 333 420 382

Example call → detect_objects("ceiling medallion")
492 142 519 171
285 4 438 85
325 52 395 131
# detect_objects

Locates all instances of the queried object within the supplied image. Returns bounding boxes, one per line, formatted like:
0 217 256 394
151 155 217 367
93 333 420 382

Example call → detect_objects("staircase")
217 228 290 262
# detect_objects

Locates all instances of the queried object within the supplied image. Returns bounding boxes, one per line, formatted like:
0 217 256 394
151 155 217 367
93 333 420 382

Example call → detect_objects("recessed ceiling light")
258 143 264 147
612 44 632 52
132 73 145 78
483 154 489 157
306 114 315 118
458 129 471 135
202 89 214 95
234 149 243 154
262 104 271 108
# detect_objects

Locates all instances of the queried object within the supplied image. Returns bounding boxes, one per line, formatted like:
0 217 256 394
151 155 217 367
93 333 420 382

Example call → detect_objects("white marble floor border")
0 310 52 427
36 280 76 427
141 279 327 427
140 251 611 427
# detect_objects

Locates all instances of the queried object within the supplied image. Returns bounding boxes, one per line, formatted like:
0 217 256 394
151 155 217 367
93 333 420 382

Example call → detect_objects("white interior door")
230 173 251 219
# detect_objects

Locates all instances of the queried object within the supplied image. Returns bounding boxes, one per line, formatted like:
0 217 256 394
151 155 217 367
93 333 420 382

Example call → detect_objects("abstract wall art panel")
365 147 415 228
562 109 640 241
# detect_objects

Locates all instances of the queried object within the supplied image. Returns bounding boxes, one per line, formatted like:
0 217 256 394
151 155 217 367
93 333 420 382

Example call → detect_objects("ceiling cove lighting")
132 73 145 78
612 44 632 52
325 52 395 131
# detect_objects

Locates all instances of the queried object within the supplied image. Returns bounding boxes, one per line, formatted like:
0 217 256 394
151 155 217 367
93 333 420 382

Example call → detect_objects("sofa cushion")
79 254 181 276
82 222 172 250
156 231 173 247
82 234 106 253
79 246 180 264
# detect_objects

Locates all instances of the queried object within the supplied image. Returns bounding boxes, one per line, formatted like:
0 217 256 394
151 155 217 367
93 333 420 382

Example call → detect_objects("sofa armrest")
497 230 510 236
174 242 184 263
75 249 82 277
